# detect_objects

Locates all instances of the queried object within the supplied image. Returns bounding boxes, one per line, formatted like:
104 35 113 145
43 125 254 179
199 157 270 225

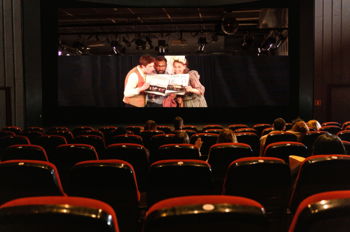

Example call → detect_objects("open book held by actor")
145 74 189 96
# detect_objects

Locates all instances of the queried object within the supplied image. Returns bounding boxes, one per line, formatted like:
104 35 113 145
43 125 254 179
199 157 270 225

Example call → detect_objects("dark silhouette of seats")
143 195 268 232
174 129 197 137
147 159 213 206
207 142 253 193
73 134 105 156
264 131 298 147
289 190 350 232
25 126 44 133
190 132 219 160
46 126 70 133
21 130 44 143
140 130 165 150
301 131 327 155
228 123 249 131
342 140 350 154
235 127 258 134
223 157 291 218
102 143 149 191
0 196 119 232
125 125 143 135
0 160 65 204
337 130 350 142
342 121 350 130
2 126 22 135
320 125 342 134
201 124 224 132
261 127 274 136
108 134 143 145
235 132 260 155
182 125 198 132
157 125 173 133
321 121 341 127
71 126 95 137
0 135 30 158
263 141 308 163
68 160 140 232
149 133 177 154
202 128 224 134
31 135 67 158
47 130 74 143
154 144 201 163
2 144 48 161
253 123 272 136
0 130 16 138
288 154 350 213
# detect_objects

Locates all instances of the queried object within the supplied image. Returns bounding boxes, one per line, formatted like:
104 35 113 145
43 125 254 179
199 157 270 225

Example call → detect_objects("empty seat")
24 126 44 133
0 160 65 204
253 123 272 136
31 135 67 157
72 126 95 136
0 130 16 138
337 130 350 142
320 125 342 134
149 134 177 154
289 190 350 232
321 121 341 127
147 159 213 206
201 124 224 131
207 142 253 193
0 135 30 157
68 160 140 232
228 123 249 131
223 157 291 216
0 196 119 232
47 130 74 143
235 127 258 134
263 141 308 163
235 132 260 155
107 134 143 145
2 126 22 135
73 134 105 155
289 154 350 213
102 143 150 191
125 125 143 135
154 144 201 163
21 130 44 143
2 144 48 161
143 195 268 232
264 131 298 147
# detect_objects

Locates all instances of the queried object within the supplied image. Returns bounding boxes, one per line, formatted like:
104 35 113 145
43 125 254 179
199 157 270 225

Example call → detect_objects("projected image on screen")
57 7 289 108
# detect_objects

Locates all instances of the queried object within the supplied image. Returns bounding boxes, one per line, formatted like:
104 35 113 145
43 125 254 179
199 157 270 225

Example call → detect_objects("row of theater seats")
1 190 350 232
0 153 350 231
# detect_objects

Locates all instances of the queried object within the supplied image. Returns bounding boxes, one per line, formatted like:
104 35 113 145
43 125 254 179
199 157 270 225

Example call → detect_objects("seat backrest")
207 142 253 192
31 135 67 157
68 160 140 232
0 160 65 204
144 195 268 232
2 144 48 161
252 124 272 136
2 126 23 135
223 157 291 214
320 125 342 135
108 134 143 145
157 125 173 133
235 132 260 155
73 135 105 155
235 128 258 134
337 130 350 142
190 133 219 159
301 131 327 155
289 154 350 213
201 124 224 131
228 124 249 131
289 190 350 232
0 196 119 232
102 143 149 191
155 144 201 163
264 131 297 147
140 130 165 150
263 141 308 163
147 159 213 206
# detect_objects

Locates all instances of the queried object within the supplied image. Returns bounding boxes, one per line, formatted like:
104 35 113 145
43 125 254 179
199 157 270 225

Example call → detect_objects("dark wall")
314 0 350 122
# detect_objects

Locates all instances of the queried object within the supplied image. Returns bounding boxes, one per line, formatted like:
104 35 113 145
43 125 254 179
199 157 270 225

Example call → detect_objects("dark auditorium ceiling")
58 7 288 55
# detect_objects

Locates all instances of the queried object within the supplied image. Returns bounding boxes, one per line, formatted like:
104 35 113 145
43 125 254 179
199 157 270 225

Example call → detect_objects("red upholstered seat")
0 196 119 232
2 144 48 161
263 141 308 163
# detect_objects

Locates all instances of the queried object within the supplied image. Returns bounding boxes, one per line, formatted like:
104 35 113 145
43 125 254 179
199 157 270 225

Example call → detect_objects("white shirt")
124 66 146 97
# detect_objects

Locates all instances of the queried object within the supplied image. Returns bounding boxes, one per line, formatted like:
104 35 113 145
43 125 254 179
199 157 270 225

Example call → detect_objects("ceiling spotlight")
135 39 146 50
155 40 168 55
198 37 207 53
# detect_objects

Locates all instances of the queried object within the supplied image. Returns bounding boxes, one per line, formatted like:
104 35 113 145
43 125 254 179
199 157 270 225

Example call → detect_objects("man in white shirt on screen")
123 55 155 107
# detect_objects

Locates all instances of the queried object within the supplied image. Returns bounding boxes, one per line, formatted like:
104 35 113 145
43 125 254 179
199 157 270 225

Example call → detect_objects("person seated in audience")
173 116 184 131
174 131 190 144
259 117 287 155
143 120 157 131
312 132 346 155
216 128 238 143
287 120 309 142
306 119 322 131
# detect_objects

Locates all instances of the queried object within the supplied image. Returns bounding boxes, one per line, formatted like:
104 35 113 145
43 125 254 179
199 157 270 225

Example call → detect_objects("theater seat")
68 160 140 232
0 196 119 232
147 159 213 206
0 135 30 157
190 133 219 159
320 125 342 135
0 160 65 204
288 154 350 213
264 131 297 147
337 130 350 142
263 141 308 163
108 134 143 145
2 144 48 161
143 195 268 232
154 144 201 162
289 190 350 232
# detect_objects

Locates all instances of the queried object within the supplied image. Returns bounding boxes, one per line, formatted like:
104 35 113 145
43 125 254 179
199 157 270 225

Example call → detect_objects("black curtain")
58 55 289 108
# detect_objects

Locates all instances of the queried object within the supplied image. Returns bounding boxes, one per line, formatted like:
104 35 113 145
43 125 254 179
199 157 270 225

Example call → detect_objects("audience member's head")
144 120 157 130
174 131 190 144
312 133 346 155
174 116 184 131
273 117 286 131
290 120 309 133
307 119 322 131
217 128 237 143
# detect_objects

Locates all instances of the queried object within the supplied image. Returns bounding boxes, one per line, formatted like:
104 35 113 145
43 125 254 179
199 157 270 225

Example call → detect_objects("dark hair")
174 131 190 144
155 56 167 63
144 120 157 130
174 116 184 130
139 55 155 66
290 120 309 133
217 128 237 143
273 117 286 131
312 133 346 155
